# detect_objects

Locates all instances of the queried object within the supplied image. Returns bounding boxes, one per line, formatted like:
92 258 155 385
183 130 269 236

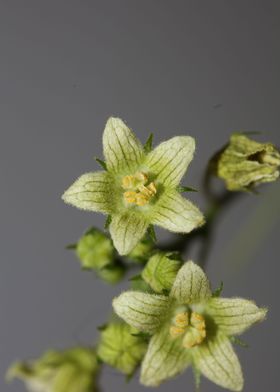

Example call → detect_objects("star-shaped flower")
62 117 204 255
113 261 267 391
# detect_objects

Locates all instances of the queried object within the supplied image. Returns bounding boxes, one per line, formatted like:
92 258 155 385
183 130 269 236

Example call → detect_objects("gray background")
1 1 280 391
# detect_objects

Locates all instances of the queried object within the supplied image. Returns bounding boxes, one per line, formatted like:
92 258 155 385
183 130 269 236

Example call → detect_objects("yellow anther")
136 193 149 206
122 172 157 206
134 172 148 183
169 326 186 338
175 312 189 328
124 191 137 204
190 312 206 331
147 182 157 195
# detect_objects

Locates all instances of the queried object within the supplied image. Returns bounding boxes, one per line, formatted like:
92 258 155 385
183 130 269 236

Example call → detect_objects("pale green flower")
7 347 100 392
97 322 147 375
217 133 280 191
62 117 204 255
113 261 267 391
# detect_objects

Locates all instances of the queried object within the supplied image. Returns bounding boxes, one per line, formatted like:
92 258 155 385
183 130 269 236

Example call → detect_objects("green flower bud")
7 347 100 392
97 323 147 375
97 263 125 284
127 237 154 263
76 228 115 270
217 133 280 191
142 252 182 293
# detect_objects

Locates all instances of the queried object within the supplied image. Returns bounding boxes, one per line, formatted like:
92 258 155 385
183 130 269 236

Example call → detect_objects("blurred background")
1 1 279 391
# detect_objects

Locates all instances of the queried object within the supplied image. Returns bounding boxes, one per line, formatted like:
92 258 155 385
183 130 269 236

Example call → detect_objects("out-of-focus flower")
7 347 100 392
217 133 280 191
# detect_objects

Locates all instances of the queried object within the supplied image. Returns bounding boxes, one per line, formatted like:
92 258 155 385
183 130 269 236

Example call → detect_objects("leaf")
144 133 154 153
95 157 107 171
212 281 224 297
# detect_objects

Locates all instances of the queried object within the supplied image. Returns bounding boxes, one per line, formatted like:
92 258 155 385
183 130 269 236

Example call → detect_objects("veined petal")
113 292 170 334
206 297 267 336
170 261 211 304
62 172 113 214
151 190 204 233
140 327 190 386
193 333 243 391
109 212 148 255
103 117 144 174
145 136 195 187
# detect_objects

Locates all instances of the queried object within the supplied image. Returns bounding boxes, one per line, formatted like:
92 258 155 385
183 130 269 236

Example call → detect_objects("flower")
62 117 204 255
113 261 267 391
216 133 280 191
7 347 100 392
97 322 147 375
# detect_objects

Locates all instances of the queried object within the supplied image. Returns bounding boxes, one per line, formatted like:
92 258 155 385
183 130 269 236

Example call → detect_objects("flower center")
122 172 157 207
169 311 206 349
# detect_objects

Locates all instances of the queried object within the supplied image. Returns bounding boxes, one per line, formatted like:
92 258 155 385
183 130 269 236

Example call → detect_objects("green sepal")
95 157 107 171
104 215 112 230
212 281 224 297
147 225 157 243
177 185 198 193
192 364 201 392
97 262 126 284
230 336 249 348
66 243 77 250
144 133 154 153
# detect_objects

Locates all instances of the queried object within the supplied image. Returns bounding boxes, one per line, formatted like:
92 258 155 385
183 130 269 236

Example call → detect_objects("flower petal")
103 117 144 174
206 297 267 336
193 333 243 391
113 292 170 334
109 212 148 255
140 327 190 386
145 136 195 187
151 190 204 233
62 172 114 214
170 261 212 304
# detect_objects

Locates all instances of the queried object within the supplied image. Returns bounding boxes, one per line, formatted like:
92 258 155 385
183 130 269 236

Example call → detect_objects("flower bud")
97 263 125 284
76 228 115 270
127 237 154 263
217 133 280 191
7 347 100 392
142 252 182 293
97 323 147 375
